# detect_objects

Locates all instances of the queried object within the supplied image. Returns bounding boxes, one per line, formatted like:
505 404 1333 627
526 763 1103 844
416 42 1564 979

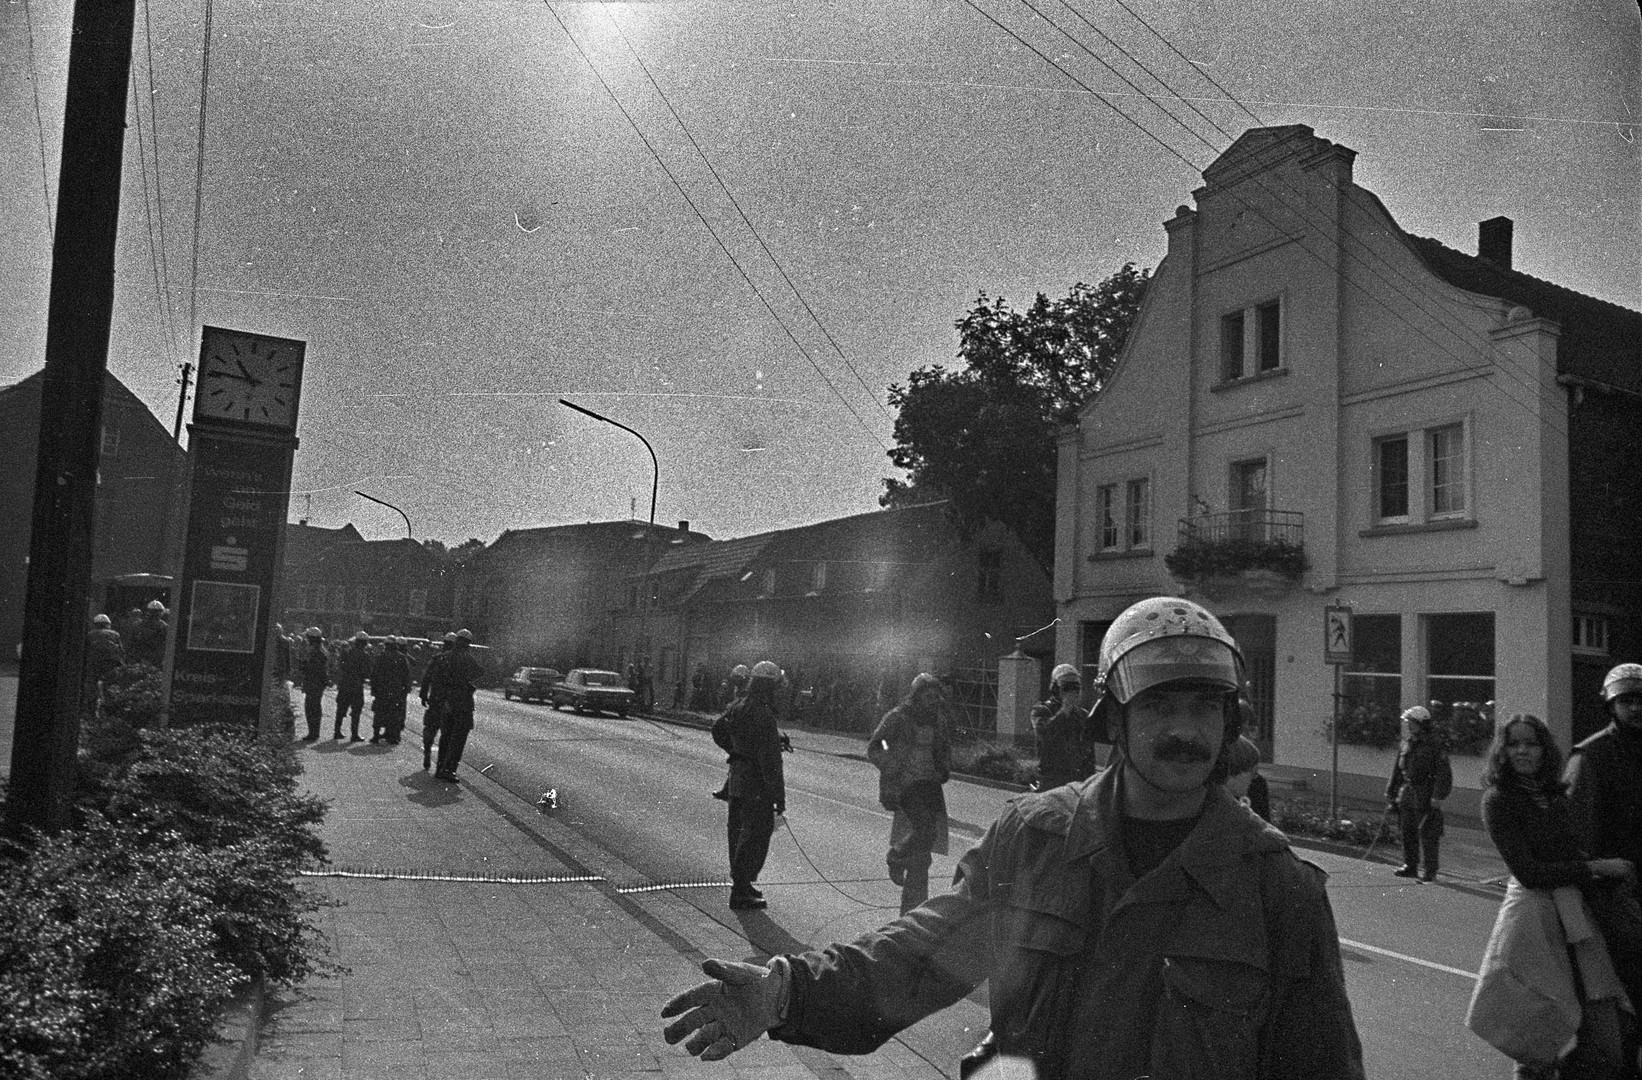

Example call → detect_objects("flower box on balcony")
1163 537 1309 585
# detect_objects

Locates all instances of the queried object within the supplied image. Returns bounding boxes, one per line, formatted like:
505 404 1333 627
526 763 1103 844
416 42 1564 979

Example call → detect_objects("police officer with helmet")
720 660 786 910
662 596 1364 1078
1565 661 1642 1036
1031 661 1098 790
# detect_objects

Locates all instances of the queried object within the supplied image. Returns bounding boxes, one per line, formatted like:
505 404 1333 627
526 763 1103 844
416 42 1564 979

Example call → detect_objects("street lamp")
557 399 657 528
354 491 413 539
559 398 659 706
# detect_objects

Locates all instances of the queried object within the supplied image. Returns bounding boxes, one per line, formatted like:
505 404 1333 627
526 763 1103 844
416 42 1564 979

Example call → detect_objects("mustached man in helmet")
719 660 786 910
663 597 1364 1079
1031 662 1098 791
1565 662 1642 1017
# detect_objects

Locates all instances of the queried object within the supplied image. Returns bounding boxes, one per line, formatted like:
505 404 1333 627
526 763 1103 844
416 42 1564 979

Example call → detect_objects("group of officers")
670 596 1642 1079
282 626 484 782
684 597 1358 1079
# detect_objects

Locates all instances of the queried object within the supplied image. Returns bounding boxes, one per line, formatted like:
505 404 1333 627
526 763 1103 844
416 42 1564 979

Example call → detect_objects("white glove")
660 958 787 1061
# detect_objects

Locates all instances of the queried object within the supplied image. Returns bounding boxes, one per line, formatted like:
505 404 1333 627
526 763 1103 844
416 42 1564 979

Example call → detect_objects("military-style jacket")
1387 737 1453 811
724 693 784 805
424 647 484 709
867 703 951 811
1565 722 1642 902
774 767 1365 1079
299 642 330 689
370 650 413 698
1031 696 1097 790
336 643 373 691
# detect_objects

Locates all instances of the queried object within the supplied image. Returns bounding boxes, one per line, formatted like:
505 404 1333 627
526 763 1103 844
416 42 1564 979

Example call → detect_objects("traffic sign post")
1324 605 1354 822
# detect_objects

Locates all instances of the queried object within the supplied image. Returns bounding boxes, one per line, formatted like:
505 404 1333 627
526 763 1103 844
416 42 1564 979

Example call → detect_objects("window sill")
1358 518 1478 538
1088 548 1155 562
1212 366 1289 393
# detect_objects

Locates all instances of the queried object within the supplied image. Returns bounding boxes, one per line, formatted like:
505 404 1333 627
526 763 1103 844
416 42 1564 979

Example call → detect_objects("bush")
95 663 165 728
1270 796 1386 847
950 736 1034 785
0 817 240 1080
1327 702 1401 749
0 716 334 1079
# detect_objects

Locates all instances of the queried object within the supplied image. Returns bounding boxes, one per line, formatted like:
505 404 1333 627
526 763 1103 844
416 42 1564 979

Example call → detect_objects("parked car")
550 668 636 717
503 666 564 703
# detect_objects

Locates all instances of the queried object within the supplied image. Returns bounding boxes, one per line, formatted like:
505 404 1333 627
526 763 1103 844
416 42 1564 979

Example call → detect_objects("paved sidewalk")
247 700 951 1080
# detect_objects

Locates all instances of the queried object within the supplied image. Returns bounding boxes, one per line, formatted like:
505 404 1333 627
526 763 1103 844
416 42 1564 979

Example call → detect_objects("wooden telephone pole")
6 1 138 837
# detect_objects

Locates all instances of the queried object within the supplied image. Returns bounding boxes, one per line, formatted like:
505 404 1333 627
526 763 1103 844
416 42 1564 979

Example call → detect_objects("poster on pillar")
170 326 305 727
170 430 297 726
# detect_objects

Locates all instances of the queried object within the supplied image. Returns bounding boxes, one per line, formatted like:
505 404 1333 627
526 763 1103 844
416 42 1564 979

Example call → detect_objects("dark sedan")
550 668 636 717
503 667 563 703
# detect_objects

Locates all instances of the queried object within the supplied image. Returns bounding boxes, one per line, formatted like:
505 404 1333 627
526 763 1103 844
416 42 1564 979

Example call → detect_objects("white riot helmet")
1602 663 1642 703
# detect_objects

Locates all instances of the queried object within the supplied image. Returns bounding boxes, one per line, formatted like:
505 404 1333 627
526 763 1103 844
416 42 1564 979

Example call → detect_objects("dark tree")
882 263 1150 573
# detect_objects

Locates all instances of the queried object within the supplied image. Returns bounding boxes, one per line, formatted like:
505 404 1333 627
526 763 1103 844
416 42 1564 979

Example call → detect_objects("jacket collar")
1020 763 1291 910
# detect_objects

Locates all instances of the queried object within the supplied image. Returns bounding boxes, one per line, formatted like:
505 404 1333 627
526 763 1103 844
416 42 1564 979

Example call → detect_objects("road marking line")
1338 937 1478 980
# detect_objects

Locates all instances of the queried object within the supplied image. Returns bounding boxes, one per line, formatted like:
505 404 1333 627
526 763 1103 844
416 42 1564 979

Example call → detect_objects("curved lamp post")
557 398 657 528
354 490 413 539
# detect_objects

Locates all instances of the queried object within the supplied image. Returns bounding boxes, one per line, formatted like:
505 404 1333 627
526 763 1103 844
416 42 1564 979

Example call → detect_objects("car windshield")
523 668 555 679
582 671 624 687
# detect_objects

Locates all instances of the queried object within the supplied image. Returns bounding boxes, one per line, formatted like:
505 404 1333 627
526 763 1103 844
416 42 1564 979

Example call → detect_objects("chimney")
1478 216 1513 269
677 520 689 533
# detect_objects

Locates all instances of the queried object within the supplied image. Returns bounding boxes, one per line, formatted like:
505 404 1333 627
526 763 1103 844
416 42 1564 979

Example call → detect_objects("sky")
2 0 1638 548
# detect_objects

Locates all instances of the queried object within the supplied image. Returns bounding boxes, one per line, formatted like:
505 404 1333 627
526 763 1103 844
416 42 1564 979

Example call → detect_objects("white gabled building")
1055 126 1642 811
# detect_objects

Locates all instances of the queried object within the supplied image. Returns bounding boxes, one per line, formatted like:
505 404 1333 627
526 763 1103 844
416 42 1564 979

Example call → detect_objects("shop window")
1342 614 1402 736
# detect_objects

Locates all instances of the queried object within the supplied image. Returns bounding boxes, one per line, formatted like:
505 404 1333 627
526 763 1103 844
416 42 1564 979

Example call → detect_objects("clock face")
195 327 305 429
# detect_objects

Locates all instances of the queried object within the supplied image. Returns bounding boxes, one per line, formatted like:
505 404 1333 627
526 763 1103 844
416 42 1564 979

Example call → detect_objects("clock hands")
234 359 263 387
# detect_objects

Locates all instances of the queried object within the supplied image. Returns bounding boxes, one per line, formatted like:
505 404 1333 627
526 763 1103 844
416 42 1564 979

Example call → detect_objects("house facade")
276 522 460 642
1055 126 1642 806
0 370 188 653
456 520 707 678
613 502 1056 734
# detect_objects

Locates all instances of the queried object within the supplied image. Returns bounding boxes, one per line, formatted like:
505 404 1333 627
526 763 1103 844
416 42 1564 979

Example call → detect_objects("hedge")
0 683 334 1080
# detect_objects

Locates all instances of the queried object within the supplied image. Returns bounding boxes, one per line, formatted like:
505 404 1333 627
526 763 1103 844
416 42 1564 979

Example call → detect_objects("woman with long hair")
1480 713 1635 1078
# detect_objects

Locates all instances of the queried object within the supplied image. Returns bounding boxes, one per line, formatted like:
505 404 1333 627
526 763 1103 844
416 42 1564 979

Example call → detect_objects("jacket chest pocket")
1150 954 1271 1079
989 903 1087 1049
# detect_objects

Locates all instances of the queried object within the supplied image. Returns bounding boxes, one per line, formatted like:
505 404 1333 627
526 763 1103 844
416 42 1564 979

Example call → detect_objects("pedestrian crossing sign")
1324 605 1353 666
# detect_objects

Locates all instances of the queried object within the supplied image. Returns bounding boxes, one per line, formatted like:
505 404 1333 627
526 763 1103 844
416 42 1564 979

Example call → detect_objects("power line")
187 0 218 351
139 0 186 363
594 1 895 425
1041 0 1570 417
967 0 1568 441
540 2 888 453
21 0 54 239
129 63 179 372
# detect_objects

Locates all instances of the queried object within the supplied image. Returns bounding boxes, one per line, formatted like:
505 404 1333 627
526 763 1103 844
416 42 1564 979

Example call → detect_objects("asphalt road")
0 675 1502 1077
453 690 1503 1079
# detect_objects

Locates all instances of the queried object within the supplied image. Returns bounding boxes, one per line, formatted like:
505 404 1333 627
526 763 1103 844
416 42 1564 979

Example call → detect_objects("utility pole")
6 1 138 838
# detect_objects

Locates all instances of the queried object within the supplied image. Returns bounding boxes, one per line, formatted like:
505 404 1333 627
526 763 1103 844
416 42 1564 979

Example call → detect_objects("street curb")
191 976 266 1080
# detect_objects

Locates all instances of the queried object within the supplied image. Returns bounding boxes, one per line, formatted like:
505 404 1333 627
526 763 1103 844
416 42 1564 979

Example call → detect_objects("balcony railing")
1177 509 1304 547
1166 509 1308 593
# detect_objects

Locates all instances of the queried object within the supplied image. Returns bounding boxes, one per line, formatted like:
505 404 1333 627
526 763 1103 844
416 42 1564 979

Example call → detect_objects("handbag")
1584 879 1642 959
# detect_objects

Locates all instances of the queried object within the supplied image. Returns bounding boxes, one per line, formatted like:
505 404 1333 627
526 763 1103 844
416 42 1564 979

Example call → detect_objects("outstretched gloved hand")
661 958 787 1061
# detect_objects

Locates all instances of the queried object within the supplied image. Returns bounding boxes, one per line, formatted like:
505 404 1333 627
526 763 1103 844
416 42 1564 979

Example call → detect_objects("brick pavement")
245 693 952 1080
